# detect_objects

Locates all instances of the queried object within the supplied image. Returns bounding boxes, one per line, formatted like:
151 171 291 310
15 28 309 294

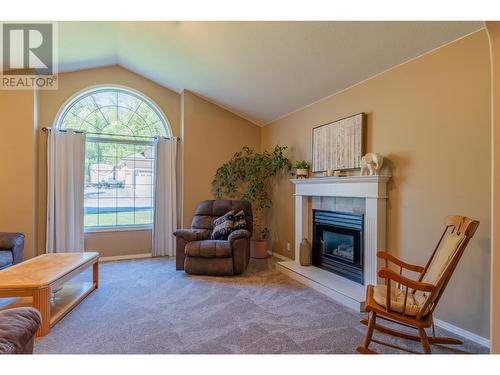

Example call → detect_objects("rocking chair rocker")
356 215 479 354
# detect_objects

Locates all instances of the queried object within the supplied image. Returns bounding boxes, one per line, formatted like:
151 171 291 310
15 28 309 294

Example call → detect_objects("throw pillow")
233 209 248 230
211 210 235 240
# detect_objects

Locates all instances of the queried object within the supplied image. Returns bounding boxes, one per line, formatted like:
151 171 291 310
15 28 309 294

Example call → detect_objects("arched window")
57 86 171 230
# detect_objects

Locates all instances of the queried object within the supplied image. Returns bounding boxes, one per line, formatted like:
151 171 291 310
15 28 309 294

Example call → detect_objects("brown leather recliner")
174 200 253 275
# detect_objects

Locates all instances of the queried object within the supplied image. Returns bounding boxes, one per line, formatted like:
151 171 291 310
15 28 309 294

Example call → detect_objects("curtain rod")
41 127 180 141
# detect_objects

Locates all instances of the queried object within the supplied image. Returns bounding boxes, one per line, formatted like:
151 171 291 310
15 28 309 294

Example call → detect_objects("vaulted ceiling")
58 21 484 125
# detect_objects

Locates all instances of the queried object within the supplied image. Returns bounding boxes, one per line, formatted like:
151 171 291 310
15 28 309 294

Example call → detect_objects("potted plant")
294 160 310 179
251 227 270 259
212 146 291 258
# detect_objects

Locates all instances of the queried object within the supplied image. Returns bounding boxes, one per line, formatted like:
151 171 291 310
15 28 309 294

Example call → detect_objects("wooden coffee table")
0 252 99 337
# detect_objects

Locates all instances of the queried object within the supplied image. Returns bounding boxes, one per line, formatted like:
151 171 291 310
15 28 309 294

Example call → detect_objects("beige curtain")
152 138 177 256
46 129 86 253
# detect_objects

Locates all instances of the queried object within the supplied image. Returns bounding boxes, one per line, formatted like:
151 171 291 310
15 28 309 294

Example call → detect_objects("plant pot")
296 168 309 178
251 239 268 259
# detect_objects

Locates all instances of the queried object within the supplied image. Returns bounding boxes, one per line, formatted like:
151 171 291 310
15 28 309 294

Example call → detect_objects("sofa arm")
228 229 251 243
0 307 41 354
0 232 24 265
173 229 211 242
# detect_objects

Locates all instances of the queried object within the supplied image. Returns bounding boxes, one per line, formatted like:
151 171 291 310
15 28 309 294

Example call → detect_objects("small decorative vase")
251 239 268 259
299 238 312 266
296 168 309 179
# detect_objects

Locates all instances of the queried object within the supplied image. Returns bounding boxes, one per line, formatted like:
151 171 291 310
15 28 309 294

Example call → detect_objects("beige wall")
261 30 492 338
181 90 261 226
37 65 181 257
486 21 500 353
85 230 152 257
0 88 38 260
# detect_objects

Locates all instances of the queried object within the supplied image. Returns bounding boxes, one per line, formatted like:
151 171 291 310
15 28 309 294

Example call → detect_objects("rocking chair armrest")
378 267 435 293
376 251 425 273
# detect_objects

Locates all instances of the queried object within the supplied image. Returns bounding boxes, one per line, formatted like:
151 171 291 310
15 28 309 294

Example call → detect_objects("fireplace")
312 210 364 284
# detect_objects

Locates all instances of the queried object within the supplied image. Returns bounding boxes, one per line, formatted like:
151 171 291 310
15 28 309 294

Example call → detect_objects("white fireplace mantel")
291 175 390 198
277 175 391 311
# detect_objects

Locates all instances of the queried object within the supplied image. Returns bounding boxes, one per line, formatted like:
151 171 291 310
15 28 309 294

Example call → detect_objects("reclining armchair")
174 200 253 275
0 232 24 270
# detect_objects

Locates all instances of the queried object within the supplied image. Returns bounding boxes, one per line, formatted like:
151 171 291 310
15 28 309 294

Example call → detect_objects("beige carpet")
34 257 488 354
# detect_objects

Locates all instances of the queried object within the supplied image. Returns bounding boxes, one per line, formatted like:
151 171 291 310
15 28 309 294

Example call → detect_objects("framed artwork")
312 112 366 173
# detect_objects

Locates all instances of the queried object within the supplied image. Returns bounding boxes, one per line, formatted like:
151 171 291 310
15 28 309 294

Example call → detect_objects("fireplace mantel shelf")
290 174 391 200
290 175 391 185
277 173 391 311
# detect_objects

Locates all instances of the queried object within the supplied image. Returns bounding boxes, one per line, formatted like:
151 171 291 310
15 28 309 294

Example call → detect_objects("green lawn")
85 211 152 227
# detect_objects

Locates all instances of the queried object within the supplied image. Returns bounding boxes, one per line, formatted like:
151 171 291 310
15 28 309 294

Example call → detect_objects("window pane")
136 102 162 128
85 111 107 132
85 206 101 226
128 114 150 137
83 140 155 228
92 91 118 108
97 201 117 226
117 199 135 225
116 143 135 159
136 208 153 225
61 112 83 130
117 92 142 111
68 96 97 121
117 107 135 128
100 106 118 129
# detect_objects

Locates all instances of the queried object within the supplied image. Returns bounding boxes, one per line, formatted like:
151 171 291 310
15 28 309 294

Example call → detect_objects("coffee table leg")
93 261 99 289
33 286 51 337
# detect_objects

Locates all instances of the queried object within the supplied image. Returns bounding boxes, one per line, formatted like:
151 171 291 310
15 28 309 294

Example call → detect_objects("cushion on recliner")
233 210 248 230
0 251 13 270
211 210 235 240
185 240 232 258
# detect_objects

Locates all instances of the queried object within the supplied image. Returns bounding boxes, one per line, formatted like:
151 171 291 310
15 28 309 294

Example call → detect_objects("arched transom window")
57 86 171 230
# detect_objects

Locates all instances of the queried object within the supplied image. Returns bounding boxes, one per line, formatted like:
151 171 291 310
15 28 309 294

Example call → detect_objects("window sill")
85 225 152 233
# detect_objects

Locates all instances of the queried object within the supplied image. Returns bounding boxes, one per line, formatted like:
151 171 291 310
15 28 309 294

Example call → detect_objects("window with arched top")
57 86 171 230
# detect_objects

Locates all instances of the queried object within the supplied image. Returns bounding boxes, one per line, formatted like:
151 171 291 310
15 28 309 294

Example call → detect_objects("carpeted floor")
34 257 488 354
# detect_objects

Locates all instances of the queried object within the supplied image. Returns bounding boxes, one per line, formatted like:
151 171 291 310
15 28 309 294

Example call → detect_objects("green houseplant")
294 160 310 179
212 146 291 257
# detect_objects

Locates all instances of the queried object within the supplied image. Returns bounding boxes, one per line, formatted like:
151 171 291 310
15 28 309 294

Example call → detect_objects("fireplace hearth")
312 210 364 284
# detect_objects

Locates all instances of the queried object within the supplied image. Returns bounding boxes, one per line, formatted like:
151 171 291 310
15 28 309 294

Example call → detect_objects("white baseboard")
270 251 293 262
99 253 152 262
433 318 490 349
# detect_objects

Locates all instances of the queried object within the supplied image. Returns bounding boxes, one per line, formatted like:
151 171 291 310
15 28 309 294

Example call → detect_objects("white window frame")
55 85 172 233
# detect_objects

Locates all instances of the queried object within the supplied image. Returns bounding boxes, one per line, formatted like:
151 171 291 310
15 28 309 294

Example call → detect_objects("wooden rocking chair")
356 215 479 354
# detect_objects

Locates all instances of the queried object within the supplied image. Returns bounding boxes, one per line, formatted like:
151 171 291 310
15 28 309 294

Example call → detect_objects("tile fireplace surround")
276 175 391 311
